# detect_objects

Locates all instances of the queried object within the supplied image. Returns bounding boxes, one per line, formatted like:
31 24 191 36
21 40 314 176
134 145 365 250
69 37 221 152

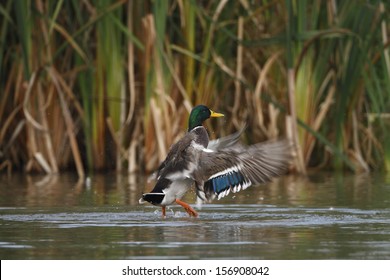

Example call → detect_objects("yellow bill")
210 109 224 118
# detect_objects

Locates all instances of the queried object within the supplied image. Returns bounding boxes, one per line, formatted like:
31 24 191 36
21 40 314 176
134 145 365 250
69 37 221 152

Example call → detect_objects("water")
1 172 390 259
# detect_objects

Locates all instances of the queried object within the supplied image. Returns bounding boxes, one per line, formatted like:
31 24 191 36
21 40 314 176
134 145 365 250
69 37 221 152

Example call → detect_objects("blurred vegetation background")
1 0 390 177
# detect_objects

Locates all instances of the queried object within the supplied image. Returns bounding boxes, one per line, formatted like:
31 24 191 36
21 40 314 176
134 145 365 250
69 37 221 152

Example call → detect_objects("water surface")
1 172 389 259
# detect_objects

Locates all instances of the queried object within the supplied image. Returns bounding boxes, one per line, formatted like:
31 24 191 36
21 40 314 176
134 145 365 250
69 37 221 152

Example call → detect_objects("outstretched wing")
148 126 246 182
195 140 292 201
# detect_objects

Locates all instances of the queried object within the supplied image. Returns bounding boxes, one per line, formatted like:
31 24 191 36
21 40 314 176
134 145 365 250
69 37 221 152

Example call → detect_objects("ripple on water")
1 205 389 229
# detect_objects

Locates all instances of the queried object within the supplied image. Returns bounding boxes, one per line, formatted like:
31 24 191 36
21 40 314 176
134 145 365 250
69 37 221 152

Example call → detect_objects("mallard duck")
139 105 291 217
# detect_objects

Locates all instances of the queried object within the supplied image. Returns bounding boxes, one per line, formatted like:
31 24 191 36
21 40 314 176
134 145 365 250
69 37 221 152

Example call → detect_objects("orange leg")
162 206 166 218
175 199 198 217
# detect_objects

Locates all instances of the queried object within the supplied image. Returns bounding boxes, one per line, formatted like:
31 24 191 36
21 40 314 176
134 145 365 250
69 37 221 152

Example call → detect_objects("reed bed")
1 0 390 177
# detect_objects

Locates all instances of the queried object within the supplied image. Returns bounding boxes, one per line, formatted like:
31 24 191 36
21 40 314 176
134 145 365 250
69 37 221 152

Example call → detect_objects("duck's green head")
188 105 224 131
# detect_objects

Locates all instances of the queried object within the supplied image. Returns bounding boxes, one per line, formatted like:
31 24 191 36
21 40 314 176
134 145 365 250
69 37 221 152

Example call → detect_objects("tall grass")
1 0 390 177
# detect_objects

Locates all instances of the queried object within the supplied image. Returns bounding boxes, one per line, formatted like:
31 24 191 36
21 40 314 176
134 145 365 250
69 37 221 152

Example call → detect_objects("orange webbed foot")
175 198 198 217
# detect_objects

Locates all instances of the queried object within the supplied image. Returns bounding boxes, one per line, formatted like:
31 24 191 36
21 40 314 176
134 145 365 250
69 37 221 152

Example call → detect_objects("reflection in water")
0 172 145 207
0 172 390 259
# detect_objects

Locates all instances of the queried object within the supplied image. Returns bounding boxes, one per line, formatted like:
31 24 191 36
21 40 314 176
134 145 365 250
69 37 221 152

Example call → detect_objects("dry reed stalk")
213 52 237 78
0 118 25 163
0 105 22 147
209 0 229 42
117 107 125 172
362 118 382 167
150 10 174 162
47 83 67 167
380 2 390 78
197 0 229 97
239 0 262 31
49 68 86 169
25 119 39 173
267 103 280 139
128 141 137 173
33 152 52 173
176 0 185 27
365 118 374 167
37 83 58 173
52 69 84 118
142 14 154 82
210 51 243 128
106 117 124 154
129 117 143 173
287 69 306 174
51 22 88 63
380 1 390 170
141 14 159 171
106 115 125 172
22 71 49 172
245 51 262 75
150 98 167 162
157 93 173 152
181 0 195 101
197 70 215 107
303 73 336 164
233 16 244 117
253 51 282 138
144 112 158 173
49 68 84 178
163 93 178 130
23 71 46 132
14 64 24 109
161 43 191 110
285 115 294 155
0 63 16 123
126 1 136 126
0 160 12 177
352 110 369 172
35 0 51 60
